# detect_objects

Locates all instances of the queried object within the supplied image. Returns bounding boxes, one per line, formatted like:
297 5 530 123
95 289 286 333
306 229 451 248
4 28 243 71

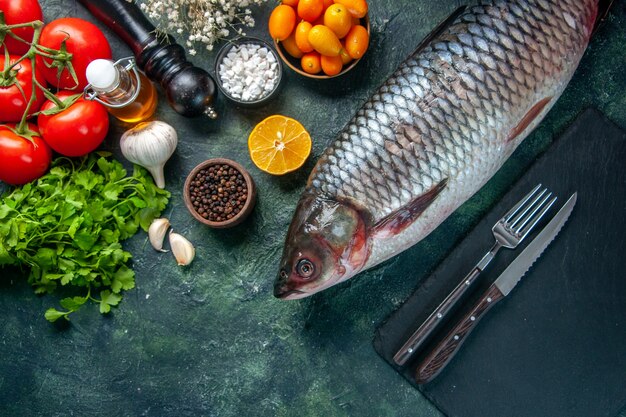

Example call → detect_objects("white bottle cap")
86 59 119 91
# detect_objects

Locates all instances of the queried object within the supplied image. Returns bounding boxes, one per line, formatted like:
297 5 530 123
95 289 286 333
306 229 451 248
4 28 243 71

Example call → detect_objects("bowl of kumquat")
270 0 370 79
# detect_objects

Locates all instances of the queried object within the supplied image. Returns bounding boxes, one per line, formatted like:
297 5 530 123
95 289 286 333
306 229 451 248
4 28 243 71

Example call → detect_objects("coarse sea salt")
219 43 279 102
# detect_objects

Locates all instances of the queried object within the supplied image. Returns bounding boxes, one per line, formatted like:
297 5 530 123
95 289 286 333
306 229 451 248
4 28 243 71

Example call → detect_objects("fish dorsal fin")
372 178 448 239
409 6 467 57
593 0 614 37
507 97 553 143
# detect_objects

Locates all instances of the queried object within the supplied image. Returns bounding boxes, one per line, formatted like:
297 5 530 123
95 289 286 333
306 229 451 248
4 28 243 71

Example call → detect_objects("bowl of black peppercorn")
183 158 257 228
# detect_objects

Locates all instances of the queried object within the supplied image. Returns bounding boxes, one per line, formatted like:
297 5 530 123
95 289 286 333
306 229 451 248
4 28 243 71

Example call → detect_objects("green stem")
2 53 28 75
32 49 58 60
3 31 29 46
2 21 42 31
1 19 69 134
108 193 139 211
25 232 66 247
15 24 43 134
36 44 64 54
35 79 64 106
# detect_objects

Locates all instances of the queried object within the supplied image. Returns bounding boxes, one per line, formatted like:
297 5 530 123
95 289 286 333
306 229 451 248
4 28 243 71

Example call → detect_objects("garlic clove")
149 218 170 252
148 166 166 189
169 231 195 266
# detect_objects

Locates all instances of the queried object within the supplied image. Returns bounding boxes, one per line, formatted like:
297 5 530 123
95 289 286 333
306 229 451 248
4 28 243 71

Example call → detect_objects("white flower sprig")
134 0 268 55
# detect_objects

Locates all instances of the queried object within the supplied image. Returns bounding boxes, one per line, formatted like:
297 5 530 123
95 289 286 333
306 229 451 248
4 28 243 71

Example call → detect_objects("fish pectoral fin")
507 97 553 143
372 178 448 239
409 6 466 57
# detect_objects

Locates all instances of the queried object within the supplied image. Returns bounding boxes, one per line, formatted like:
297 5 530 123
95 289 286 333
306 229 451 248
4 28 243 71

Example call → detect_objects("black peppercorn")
188 163 249 222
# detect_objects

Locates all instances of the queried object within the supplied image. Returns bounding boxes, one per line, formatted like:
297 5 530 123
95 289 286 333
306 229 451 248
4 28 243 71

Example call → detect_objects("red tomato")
0 0 44 55
37 91 109 157
0 123 52 185
38 17 112 90
0 54 47 123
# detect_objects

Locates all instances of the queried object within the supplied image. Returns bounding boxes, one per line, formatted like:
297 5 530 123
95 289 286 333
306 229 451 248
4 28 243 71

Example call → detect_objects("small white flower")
136 0 268 52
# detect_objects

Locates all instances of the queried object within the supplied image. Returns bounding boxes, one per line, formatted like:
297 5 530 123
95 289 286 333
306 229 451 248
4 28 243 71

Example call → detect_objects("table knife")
415 192 577 384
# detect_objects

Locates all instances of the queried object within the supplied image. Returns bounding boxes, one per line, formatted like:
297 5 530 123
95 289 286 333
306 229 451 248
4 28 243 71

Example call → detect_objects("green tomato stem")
2 53 27 76
36 79 64 107
15 24 44 134
0 18 70 134
3 31 29 46
0 20 44 66
32 50 58 60
1 21 42 31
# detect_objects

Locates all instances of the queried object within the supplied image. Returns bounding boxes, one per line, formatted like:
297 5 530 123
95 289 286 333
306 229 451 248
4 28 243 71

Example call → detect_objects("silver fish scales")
274 0 601 300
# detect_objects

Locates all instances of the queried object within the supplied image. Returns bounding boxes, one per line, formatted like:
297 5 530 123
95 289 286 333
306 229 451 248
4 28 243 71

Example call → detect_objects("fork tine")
512 191 552 232
510 188 552 229
508 188 548 229
517 195 558 239
503 184 542 223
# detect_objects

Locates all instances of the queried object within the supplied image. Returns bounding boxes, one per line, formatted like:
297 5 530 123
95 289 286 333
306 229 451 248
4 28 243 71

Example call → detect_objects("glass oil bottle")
84 57 158 123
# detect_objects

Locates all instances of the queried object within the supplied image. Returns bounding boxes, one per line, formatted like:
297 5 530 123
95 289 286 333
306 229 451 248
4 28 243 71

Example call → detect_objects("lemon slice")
248 115 312 175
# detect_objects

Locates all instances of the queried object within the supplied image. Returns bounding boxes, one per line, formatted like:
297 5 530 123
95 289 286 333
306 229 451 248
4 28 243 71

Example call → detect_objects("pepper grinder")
78 0 218 119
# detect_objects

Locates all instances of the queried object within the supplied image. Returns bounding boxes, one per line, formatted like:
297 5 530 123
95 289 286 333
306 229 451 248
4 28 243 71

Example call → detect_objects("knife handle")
416 284 505 384
393 245 499 366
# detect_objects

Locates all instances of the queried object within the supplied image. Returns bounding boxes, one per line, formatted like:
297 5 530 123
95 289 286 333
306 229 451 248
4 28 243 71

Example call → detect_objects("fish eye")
296 258 315 279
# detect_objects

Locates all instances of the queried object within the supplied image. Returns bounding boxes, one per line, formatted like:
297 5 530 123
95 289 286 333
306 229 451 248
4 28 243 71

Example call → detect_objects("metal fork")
393 184 557 366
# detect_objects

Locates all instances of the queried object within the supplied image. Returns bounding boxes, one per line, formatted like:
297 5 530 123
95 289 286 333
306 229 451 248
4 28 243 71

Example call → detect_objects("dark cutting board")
373 108 626 417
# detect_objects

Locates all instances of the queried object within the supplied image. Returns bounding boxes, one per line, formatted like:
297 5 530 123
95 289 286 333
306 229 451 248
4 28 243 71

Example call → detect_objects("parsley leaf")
99 290 122 314
44 308 68 323
60 295 88 311
111 266 135 293
0 154 170 322
0 204 11 219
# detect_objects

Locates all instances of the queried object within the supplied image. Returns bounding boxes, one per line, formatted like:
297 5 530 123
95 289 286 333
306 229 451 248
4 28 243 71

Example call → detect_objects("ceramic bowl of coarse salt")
215 37 283 107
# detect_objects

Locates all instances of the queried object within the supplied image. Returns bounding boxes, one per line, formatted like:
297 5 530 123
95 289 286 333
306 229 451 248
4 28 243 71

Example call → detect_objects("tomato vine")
0 12 78 138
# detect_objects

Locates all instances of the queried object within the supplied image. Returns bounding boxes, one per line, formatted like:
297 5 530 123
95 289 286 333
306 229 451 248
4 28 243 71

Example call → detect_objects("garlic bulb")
148 218 170 252
120 121 178 188
169 231 195 266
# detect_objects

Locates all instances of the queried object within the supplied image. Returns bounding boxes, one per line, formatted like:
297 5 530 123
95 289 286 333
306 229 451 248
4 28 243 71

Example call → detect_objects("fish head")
274 195 370 300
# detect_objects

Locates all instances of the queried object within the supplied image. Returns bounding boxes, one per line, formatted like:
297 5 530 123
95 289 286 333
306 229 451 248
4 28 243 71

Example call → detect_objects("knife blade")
415 192 577 384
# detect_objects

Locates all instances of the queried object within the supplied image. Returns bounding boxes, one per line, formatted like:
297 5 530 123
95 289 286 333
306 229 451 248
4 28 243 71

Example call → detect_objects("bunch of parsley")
0 153 170 322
